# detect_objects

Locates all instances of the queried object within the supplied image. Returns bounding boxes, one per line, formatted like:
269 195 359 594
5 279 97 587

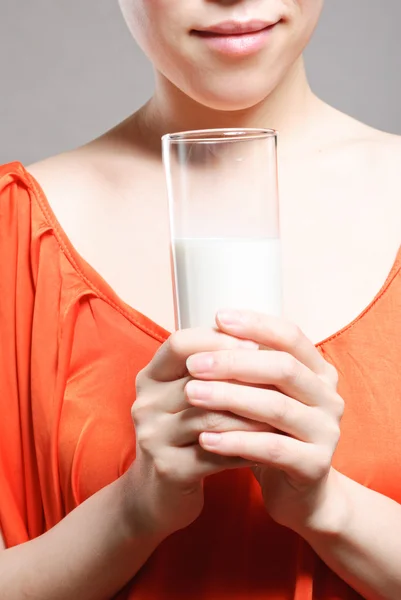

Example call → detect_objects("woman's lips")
191 20 279 57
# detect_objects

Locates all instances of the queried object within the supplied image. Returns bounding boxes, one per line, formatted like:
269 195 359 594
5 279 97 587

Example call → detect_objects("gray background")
1 0 400 165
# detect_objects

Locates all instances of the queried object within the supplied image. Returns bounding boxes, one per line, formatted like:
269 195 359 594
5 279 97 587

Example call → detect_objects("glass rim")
162 127 278 144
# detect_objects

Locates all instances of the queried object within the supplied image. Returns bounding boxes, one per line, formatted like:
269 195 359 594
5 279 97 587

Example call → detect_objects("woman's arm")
0 327 259 600
195 310 401 600
0 472 163 600
301 469 401 600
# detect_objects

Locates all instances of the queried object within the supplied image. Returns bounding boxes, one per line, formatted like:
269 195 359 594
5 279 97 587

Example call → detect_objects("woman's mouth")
191 20 280 57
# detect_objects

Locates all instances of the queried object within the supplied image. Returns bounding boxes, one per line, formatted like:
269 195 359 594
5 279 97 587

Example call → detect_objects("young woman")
0 1 400 598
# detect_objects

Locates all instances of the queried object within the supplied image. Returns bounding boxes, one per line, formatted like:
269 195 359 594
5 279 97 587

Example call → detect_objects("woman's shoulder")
311 103 401 224
0 157 92 309
0 160 33 200
0 155 107 324
324 104 401 168
342 117 401 224
25 139 148 259
0 160 46 241
25 121 148 216
26 148 110 227
0 151 106 235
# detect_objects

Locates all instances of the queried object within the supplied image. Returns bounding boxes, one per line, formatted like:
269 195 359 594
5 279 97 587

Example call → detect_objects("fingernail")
201 432 222 448
186 381 213 400
217 310 243 326
186 353 214 374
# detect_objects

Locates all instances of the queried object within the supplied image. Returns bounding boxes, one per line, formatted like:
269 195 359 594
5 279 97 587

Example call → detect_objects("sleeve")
0 165 44 548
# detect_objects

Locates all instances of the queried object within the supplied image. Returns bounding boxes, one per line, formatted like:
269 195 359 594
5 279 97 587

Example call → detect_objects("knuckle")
131 395 159 432
286 322 304 348
324 363 339 387
135 369 147 393
279 354 301 385
130 399 144 425
176 465 196 486
330 365 339 386
131 391 153 424
331 393 345 420
271 395 291 423
313 448 332 480
135 423 157 453
325 419 341 445
154 451 192 485
153 454 173 481
168 329 187 358
267 435 285 463
203 410 226 432
220 351 237 377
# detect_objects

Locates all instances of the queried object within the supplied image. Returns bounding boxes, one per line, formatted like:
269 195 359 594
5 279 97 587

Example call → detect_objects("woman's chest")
278 157 401 344
29 278 401 600
317 265 401 499
41 153 401 344
35 271 400 518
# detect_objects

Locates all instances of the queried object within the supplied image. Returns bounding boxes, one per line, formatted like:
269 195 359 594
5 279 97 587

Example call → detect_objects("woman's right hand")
126 328 263 539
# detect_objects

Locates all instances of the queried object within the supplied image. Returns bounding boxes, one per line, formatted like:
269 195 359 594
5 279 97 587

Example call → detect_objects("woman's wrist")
117 466 170 547
294 469 352 542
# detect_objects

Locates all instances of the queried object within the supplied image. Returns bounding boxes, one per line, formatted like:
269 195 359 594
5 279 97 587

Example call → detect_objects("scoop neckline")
15 161 170 344
10 161 401 349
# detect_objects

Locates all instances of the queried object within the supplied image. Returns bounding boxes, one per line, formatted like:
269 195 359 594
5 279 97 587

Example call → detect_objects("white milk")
173 237 282 329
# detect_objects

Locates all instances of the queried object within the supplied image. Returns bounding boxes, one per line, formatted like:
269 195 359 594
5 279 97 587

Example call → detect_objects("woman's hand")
127 327 263 540
185 310 344 535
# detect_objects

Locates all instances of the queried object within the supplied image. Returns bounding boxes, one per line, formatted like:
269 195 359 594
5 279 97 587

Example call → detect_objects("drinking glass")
162 128 281 329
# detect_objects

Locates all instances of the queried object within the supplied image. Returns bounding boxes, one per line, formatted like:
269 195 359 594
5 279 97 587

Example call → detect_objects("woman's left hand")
185 310 344 535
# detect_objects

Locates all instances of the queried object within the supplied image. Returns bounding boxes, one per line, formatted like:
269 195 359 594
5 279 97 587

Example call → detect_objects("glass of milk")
162 128 281 330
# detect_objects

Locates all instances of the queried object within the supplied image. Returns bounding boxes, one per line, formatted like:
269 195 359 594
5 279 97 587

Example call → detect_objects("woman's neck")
136 56 321 151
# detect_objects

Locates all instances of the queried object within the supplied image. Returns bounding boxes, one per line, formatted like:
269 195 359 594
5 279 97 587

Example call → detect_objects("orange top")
0 161 400 600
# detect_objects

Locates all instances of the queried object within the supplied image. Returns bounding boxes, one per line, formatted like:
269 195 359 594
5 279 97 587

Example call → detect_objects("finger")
145 327 258 382
215 310 337 383
156 445 254 485
187 350 341 409
133 377 191 418
199 431 332 484
171 406 269 446
186 380 328 442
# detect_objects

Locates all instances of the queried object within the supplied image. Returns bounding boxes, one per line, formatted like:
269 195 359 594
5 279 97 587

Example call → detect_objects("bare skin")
27 76 401 343
1 93 401 597
2 1 401 597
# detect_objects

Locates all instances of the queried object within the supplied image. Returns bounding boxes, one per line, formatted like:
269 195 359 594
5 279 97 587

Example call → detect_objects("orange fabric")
0 161 400 599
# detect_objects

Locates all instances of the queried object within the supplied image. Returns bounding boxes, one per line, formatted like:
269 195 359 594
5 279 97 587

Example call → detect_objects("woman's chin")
189 86 273 113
